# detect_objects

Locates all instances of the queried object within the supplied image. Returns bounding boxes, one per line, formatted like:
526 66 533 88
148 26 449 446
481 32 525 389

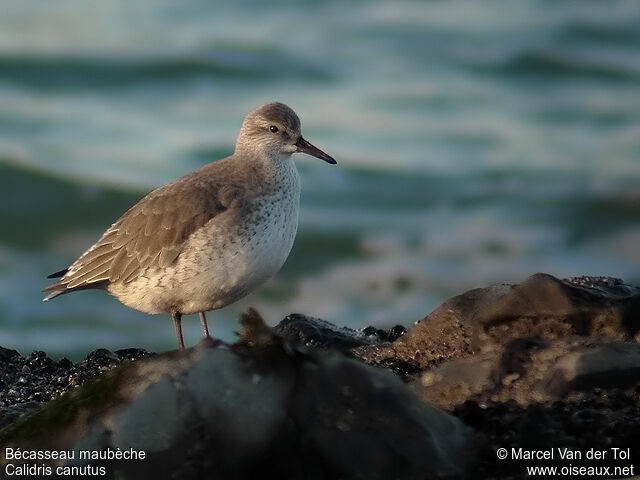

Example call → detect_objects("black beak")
295 136 337 164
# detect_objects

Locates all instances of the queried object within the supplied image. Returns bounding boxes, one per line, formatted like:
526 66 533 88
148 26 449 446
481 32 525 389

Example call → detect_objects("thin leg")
172 311 185 350
199 311 211 339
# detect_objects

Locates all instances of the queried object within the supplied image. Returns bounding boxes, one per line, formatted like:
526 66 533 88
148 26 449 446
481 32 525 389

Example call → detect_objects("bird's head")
236 102 336 164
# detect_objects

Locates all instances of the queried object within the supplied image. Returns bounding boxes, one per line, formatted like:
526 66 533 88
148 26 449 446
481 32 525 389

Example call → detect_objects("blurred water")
1 0 639 358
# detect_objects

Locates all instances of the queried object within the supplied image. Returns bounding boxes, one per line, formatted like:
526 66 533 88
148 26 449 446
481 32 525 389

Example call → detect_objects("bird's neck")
263 152 299 185
232 148 298 194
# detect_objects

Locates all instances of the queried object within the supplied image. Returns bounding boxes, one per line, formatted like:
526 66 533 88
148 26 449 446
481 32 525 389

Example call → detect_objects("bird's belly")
111 193 299 315
184 210 298 310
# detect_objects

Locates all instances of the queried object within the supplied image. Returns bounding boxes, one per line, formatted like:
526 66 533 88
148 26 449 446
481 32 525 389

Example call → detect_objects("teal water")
1 1 639 358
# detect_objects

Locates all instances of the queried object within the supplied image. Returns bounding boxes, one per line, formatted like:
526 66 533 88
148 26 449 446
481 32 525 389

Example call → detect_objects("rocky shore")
1 273 639 479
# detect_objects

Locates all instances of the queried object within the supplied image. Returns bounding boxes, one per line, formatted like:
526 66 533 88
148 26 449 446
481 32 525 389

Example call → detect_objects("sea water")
0 0 638 357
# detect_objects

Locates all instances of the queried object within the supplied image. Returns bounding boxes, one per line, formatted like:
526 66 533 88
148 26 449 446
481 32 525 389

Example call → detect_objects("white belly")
177 193 300 312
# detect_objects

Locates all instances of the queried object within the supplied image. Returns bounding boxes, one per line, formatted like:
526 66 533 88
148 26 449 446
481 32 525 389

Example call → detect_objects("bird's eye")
269 125 279 133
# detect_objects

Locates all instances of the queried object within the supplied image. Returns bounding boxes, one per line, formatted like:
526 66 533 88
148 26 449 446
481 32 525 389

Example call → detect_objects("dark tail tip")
47 268 68 279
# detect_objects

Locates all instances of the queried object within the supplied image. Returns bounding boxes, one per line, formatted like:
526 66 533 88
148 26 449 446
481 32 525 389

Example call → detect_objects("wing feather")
65 257 113 288
43 179 238 295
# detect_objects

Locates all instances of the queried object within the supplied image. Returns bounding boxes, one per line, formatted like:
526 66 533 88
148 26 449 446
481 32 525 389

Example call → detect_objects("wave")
0 51 334 90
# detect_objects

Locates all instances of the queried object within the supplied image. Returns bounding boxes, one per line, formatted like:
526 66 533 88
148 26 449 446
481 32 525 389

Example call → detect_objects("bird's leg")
172 311 185 350
199 311 211 339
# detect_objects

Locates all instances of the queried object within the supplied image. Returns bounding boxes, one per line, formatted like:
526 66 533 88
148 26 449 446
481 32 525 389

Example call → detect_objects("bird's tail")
43 270 109 301
42 268 69 301
42 289 65 302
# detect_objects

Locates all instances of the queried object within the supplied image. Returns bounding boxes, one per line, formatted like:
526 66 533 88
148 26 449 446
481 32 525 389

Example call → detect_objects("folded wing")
43 179 237 300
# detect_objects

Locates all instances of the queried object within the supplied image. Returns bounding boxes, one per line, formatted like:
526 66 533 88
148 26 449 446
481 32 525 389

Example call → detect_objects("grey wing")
44 180 236 295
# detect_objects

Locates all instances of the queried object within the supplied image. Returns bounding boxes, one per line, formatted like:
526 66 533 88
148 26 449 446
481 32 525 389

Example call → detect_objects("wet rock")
274 315 414 377
359 324 407 342
273 313 403 350
273 313 370 349
0 311 476 480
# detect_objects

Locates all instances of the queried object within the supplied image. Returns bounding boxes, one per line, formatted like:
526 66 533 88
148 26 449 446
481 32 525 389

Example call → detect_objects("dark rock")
0 347 20 364
565 275 627 292
388 324 407 341
0 346 151 430
274 313 371 350
273 313 403 350
454 387 640 480
367 356 422 377
0 311 477 480
359 324 406 342
0 402 40 430
273 315 414 377
114 348 152 361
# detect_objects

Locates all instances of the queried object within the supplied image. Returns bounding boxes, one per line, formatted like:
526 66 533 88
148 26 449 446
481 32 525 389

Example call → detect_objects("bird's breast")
171 167 300 310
